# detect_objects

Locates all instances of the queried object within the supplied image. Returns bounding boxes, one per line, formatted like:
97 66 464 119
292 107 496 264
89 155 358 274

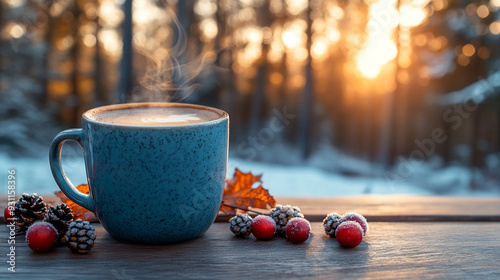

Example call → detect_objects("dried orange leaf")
220 169 276 216
55 184 98 222
225 168 263 194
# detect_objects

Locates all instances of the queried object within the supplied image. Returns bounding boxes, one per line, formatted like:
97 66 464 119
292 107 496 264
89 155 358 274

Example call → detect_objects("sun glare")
90 0 434 82
399 4 427 27
355 0 428 79
281 29 299 49
200 18 218 40
311 37 329 60
356 52 382 79
355 38 397 78
355 0 397 78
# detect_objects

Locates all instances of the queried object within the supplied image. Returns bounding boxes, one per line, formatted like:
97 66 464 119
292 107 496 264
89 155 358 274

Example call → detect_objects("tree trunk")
118 0 133 103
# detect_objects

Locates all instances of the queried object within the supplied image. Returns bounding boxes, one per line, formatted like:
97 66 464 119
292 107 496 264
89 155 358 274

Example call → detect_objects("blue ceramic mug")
49 103 229 243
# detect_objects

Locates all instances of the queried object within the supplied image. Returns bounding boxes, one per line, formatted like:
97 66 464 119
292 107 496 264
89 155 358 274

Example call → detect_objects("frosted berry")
26 221 58 253
335 221 363 248
251 215 276 240
339 212 368 236
285 218 311 244
4 205 15 222
270 204 304 235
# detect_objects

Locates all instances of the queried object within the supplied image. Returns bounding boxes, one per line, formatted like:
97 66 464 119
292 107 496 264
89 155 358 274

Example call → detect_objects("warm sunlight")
399 4 427 27
98 29 122 59
354 0 428 79
355 37 398 78
355 0 397 78
281 29 300 49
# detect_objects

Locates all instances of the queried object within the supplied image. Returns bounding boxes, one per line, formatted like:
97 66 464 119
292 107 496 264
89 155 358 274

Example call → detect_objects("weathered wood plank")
279 195 500 216
2 222 499 279
216 214 500 223
2 195 500 217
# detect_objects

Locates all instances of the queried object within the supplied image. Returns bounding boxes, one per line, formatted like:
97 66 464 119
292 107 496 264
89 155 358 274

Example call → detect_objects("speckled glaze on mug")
49 103 229 243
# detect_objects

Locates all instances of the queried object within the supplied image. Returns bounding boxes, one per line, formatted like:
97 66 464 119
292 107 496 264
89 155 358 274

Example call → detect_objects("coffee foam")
87 106 221 126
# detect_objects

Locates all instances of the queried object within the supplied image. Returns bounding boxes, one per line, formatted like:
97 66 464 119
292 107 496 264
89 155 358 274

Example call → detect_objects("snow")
1 151 498 197
430 70 500 106
227 158 434 197
0 146 87 195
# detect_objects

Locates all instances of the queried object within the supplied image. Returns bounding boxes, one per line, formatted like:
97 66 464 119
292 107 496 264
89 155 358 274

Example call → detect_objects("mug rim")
82 102 229 128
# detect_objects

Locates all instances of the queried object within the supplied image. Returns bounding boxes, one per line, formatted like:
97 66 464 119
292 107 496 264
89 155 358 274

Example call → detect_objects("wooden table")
2 196 500 279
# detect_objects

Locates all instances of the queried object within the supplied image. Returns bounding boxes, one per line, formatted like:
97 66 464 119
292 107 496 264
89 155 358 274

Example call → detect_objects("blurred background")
1 0 499 196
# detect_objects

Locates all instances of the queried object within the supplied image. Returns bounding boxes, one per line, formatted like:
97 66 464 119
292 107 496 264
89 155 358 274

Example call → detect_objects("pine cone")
229 213 253 238
14 193 48 232
270 205 304 235
65 219 96 253
46 203 74 243
323 212 342 237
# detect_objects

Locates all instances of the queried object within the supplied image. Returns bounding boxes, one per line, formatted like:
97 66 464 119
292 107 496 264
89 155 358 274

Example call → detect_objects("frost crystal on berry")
251 215 276 240
26 221 58 252
285 217 311 243
335 221 363 248
339 212 369 236
270 205 304 235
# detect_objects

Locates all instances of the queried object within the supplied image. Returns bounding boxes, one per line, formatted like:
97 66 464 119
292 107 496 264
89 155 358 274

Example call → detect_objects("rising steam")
131 7 212 103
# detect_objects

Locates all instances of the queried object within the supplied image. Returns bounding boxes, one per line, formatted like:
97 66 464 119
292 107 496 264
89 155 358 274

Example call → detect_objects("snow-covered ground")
1 151 498 197
227 158 433 196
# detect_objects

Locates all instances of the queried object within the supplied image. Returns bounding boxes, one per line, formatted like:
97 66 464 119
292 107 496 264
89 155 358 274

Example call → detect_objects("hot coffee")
50 102 229 243
85 104 223 126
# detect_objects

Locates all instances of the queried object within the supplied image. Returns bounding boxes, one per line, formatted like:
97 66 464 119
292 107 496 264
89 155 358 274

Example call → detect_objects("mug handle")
49 129 95 212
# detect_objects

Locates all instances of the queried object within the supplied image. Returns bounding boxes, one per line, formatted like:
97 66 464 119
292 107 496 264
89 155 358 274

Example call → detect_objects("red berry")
26 222 58 253
339 212 369 236
4 205 15 222
335 221 363 248
285 218 311 244
251 215 276 240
